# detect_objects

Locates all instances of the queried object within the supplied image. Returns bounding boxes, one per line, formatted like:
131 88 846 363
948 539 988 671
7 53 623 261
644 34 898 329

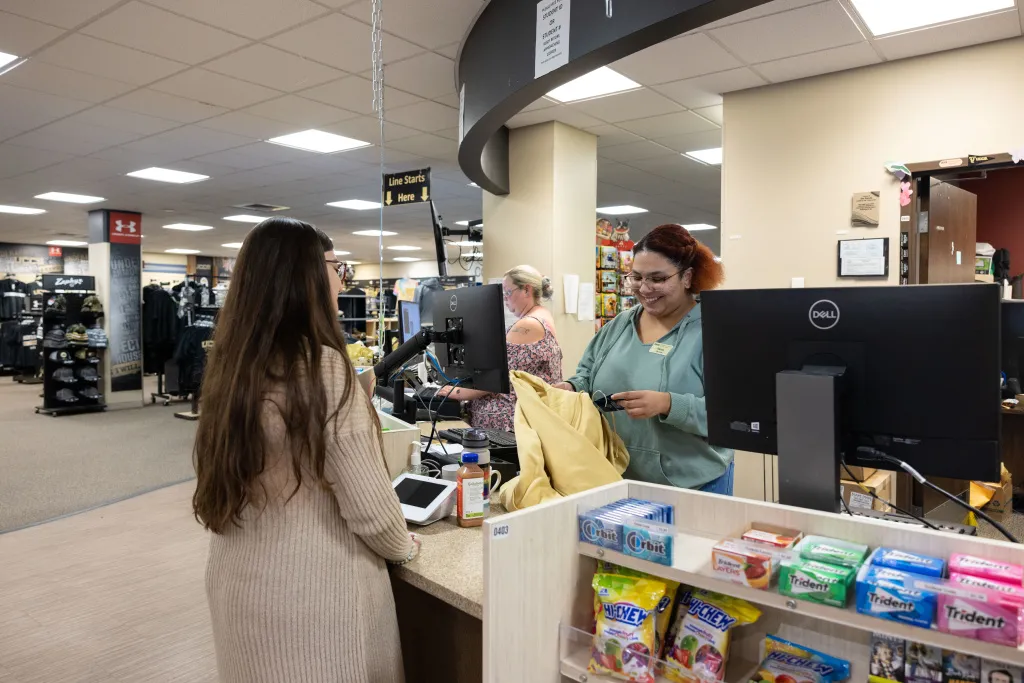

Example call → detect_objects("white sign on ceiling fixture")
535 0 570 78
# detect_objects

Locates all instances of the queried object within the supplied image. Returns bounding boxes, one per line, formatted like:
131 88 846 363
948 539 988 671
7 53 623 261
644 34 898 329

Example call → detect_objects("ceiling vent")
233 203 290 212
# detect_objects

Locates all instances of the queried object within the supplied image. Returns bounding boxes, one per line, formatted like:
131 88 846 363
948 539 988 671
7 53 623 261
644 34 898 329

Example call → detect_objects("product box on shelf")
943 651 981 683
779 558 857 607
948 554 1024 587
871 547 946 578
855 563 940 628
905 640 942 683
870 632 906 683
936 581 1024 647
741 522 802 549
949 573 1024 596
622 518 674 567
841 470 895 511
981 659 1022 683
796 535 869 568
711 539 792 590
578 499 675 552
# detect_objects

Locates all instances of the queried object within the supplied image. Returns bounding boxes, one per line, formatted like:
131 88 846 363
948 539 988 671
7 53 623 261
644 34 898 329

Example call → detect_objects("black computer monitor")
1002 301 1024 389
431 283 509 394
430 201 449 278
702 283 1001 512
398 299 421 344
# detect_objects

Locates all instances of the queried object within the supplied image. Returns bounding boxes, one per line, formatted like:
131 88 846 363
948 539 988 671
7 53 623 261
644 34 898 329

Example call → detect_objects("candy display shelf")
481 481 1024 683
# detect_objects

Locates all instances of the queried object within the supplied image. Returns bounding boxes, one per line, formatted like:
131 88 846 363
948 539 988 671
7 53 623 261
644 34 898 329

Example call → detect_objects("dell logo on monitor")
449 294 458 312
809 300 840 330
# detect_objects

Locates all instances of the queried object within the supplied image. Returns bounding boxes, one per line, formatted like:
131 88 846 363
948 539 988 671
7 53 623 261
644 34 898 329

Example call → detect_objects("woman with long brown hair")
193 217 417 682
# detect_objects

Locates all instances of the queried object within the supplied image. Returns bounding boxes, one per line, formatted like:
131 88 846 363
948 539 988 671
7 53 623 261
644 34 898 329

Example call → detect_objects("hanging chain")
370 0 386 353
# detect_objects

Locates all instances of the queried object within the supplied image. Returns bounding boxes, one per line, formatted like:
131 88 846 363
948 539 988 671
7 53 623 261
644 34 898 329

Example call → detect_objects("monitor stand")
775 366 845 513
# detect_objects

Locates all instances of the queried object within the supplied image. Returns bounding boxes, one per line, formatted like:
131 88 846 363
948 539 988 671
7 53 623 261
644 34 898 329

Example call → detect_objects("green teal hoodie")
566 303 732 489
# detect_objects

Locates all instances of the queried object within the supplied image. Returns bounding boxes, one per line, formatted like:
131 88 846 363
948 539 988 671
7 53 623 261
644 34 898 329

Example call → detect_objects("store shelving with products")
481 480 1024 683
595 218 636 331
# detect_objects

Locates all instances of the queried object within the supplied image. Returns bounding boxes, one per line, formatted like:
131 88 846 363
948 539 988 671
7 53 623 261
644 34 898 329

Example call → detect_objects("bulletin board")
836 237 889 278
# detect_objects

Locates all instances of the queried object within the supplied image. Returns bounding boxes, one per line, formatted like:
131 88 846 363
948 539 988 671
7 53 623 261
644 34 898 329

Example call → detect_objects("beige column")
482 121 597 374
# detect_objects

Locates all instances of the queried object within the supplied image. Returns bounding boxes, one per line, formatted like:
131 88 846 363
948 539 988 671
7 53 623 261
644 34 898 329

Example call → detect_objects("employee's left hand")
436 385 456 399
611 391 671 420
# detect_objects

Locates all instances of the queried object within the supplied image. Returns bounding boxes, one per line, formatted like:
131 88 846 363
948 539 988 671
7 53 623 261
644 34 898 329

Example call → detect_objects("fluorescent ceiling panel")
546 67 641 103
455 220 483 227
393 257 421 262
127 167 209 184
387 245 421 251
222 242 244 249
164 223 214 231
334 250 351 255
353 229 397 236
327 199 382 210
850 0 1015 36
683 223 717 231
0 52 25 76
596 205 647 215
684 147 723 165
35 192 105 204
0 205 45 215
267 129 371 154
223 215 266 223
46 240 88 247
166 248 201 254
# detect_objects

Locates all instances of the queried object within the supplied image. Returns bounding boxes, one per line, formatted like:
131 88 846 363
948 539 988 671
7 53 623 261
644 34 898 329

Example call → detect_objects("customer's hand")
611 391 671 419
552 381 574 391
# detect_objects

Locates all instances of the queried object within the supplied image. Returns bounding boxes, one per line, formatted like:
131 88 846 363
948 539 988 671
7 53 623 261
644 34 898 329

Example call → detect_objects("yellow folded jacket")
498 370 629 511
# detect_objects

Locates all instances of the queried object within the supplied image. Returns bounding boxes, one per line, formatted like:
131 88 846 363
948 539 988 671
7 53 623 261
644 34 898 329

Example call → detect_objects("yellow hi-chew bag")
664 589 762 683
591 573 667 683
595 561 681 660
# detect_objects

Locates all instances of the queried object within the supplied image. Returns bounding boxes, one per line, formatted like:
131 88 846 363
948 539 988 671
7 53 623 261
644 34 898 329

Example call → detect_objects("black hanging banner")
109 241 143 392
382 168 431 207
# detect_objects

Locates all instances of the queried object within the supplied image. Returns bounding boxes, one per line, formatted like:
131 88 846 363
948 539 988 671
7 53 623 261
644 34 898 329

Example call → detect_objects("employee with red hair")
555 224 734 493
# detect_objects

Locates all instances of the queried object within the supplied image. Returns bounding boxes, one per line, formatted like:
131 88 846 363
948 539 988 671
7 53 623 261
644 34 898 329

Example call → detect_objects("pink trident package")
936 579 1024 647
948 554 1024 587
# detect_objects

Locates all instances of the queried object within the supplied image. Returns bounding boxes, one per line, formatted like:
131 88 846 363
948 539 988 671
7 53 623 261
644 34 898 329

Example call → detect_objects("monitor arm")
373 327 460 382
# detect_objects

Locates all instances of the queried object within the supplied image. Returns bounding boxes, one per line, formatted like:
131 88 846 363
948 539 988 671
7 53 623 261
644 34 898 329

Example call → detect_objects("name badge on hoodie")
650 343 673 356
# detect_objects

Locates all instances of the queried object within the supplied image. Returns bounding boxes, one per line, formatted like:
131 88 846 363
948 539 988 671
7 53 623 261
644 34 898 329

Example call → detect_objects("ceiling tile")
653 68 767 109
190 143 315 169
244 96 359 128
616 111 719 139
381 134 457 160
8 119 145 156
584 125 645 148
0 144 75 180
0 11 66 56
651 129 723 154
324 116 421 142
703 0 825 29
0 84 93 137
382 53 457 99
268 14 423 73
507 106 604 130
341 0 481 49
0 61 135 104
301 75 423 115
874 10 1021 62
152 68 282 109
432 92 460 108
36 33 188 85
119 126 257 160
107 89 228 124
69 106 183 136
197 112 300 140
385 100 459 132
691 106 723 126
521 97 558 113
0 0 122 30
712 2 864 63
569 89 684 123
144 0 330 39
611 33 743 86
205 44 345 93
756 41 880 83
81 2 249 64
436 43 460 59
597 140 677 163
434 127 459 141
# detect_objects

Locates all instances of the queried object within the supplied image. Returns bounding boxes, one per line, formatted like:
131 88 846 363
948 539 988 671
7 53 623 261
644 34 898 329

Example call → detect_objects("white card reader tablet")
392 473 457 525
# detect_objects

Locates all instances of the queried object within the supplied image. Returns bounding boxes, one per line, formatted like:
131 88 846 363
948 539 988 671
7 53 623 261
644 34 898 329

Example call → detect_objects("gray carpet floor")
0 377 197 532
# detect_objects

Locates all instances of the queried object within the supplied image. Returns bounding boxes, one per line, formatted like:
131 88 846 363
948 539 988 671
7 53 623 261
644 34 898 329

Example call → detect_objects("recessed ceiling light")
223 215 266 223
46 239 88 247
684 148 723 165
327 199 382 210
165 248 201 254
851 0 1014 36
387 245 421 251
683 224 717 231
596 205 647 215
35 192 105 204
454 240 483 247
455 220 483 227
334 250 351 256
267 129 371 154
0 52 25 76
353 229 397 237
0 205 45 215
346 261 362 265
222 242 244 249
127 167 209 184
164 223 214 231
393 257 421 262
546 66 641 103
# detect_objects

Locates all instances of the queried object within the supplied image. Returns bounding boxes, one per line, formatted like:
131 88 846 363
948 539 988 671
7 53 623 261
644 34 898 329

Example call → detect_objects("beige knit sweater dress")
205 348 415 683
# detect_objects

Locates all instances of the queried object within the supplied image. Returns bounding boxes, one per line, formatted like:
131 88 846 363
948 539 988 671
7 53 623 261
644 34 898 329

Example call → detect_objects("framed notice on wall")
837 237 889 278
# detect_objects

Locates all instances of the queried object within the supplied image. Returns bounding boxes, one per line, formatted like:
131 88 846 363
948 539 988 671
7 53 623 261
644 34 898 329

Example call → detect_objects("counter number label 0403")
491 524 511 541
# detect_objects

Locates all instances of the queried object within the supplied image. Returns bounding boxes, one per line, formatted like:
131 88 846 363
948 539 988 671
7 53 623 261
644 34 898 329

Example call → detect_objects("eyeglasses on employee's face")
623 270 684 288
325 259 345 277
502 285 521 299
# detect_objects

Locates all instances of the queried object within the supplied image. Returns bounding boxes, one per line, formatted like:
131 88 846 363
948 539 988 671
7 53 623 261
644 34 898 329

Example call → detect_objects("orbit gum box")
578 499 675 552
622 518 674 567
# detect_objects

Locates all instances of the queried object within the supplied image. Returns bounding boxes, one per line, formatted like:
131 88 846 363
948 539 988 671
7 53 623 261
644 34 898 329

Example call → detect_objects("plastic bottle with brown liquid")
456 453 485 528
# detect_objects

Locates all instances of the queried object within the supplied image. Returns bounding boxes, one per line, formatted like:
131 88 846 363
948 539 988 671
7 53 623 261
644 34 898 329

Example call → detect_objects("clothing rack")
173 305 217 421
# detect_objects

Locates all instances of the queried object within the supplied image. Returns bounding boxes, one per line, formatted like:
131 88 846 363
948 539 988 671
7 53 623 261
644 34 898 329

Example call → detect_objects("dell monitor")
702 283 1001 513
399 299 421 344
431 284 509 394
1002 300 1024 390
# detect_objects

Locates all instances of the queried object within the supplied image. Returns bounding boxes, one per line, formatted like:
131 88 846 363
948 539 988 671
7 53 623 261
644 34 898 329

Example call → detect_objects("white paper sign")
839 239 884 259
563 273 579 314
841 257 886 276
535 0 570 78
577 282 595 321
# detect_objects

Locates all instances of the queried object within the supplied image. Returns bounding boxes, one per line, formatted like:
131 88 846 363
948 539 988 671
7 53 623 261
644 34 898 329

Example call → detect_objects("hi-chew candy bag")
594 562 681 660
750 634 852 683
949 554 1024 587
664 589 761 683
590 573 667 683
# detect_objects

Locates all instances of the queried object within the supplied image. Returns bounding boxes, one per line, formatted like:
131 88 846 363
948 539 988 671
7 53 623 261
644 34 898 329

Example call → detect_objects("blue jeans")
699 461 735 495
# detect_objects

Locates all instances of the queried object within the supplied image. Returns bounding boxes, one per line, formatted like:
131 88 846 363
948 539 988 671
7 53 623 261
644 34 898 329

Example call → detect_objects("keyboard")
438 427 517 449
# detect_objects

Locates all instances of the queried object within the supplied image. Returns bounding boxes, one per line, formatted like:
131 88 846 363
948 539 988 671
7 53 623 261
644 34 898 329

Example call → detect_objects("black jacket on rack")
175 320 215 394
0 277 26 320
143 285 181 373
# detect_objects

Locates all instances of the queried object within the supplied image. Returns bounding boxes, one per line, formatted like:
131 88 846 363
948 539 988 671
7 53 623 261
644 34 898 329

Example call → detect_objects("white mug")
441 464 460 481
489 469 502 492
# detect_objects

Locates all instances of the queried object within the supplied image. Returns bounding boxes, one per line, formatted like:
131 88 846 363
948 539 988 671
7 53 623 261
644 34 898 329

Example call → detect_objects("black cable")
838 492 853 517
840 460 941 531
425 378 462 460
859 448 1019 543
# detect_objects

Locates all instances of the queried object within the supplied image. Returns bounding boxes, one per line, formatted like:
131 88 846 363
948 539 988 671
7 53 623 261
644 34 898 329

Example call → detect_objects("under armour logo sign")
114 220 137 234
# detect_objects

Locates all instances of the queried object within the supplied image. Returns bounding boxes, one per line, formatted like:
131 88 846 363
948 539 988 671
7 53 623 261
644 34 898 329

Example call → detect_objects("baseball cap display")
74 349 100 363
87 327 108 348
78 367 99 382
67 324 89 344
48 350 73 364
52 367 76 383
55 388 78 403
81 295 104 314
79 386 101 401
43 327 67 348
44 295 67 317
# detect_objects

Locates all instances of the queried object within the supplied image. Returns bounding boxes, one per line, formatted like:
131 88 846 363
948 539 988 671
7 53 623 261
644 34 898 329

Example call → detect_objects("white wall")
141 252 187 287
351 260 441 281
721 37 1024 500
